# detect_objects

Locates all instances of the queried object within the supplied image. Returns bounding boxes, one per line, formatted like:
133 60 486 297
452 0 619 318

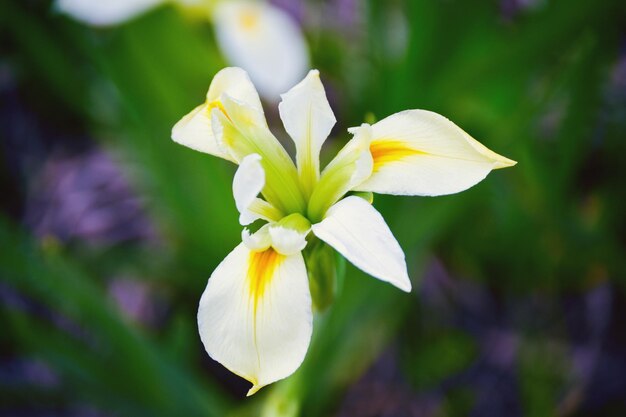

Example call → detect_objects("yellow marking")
206 99 231 121
247 248 284 317
370 140 424 171
247 248 284 375
239 9 260 30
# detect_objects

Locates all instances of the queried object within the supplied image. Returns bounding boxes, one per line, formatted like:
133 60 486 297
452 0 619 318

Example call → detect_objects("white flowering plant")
172 67 516 395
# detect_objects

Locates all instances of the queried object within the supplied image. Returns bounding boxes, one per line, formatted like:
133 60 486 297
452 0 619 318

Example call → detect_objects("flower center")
238 9 260 31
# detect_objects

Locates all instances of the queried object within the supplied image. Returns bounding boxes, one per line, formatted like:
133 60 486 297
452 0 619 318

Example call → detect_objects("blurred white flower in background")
55 0 164 27
212 1 309 100
54 0 308 101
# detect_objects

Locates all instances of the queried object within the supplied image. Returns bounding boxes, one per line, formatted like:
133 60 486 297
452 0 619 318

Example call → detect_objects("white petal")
213 1 309 100
268 226 308 256
346 125 376 189
206 67 265 118
312 196 411 292
355 110 516 196
219 93 268 134
209 95 273 160
172 68 265 160
55 0 162 26
233 153 265 225
198 243 312 395
279 70 336 193
172 103 234 161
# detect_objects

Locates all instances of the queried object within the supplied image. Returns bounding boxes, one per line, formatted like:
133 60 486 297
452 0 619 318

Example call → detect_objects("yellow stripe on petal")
246 247 285 393
370 140 425 172
248 248 284 315
206 99 231 121
356 110 516 196
198 243 312 396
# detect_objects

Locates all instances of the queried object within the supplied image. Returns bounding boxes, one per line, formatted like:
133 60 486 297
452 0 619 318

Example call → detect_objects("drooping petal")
279 70 336 195
198 243 312 395
312 196 411 292
307 125 373 222
172 67 264 161
213 0 309 100
55 0 162 26
354 110 516 196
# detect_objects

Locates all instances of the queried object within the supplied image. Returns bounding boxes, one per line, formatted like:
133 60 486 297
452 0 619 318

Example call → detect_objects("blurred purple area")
271 0 363 30
1 63 165 415
500 0 543 21
1 1 625 416
108 277 164 327
24 150 157 246
335 258 626 416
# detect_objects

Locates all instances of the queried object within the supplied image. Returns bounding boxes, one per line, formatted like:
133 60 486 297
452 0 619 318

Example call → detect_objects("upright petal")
55 0 162 26
213 1 309 100
354 110 517 196
279 70 336 195
198 243 312 395
172 67 264 161
311 196 411 292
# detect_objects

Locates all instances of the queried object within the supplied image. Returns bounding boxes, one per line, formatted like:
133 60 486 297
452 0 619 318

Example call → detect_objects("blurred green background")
1 0 626 416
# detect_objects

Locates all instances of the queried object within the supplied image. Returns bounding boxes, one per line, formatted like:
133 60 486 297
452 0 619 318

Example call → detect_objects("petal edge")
312 196 411 292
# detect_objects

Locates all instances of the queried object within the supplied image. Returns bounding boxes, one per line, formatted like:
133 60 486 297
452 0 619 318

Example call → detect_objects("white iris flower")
54 0 309 100
172 67 516 395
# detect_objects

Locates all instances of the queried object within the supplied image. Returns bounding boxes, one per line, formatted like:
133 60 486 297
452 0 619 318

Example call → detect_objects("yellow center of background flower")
238 9 260 31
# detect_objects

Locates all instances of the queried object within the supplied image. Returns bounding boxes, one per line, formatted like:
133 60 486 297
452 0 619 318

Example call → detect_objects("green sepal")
307 126 372 222
274 213 311 234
